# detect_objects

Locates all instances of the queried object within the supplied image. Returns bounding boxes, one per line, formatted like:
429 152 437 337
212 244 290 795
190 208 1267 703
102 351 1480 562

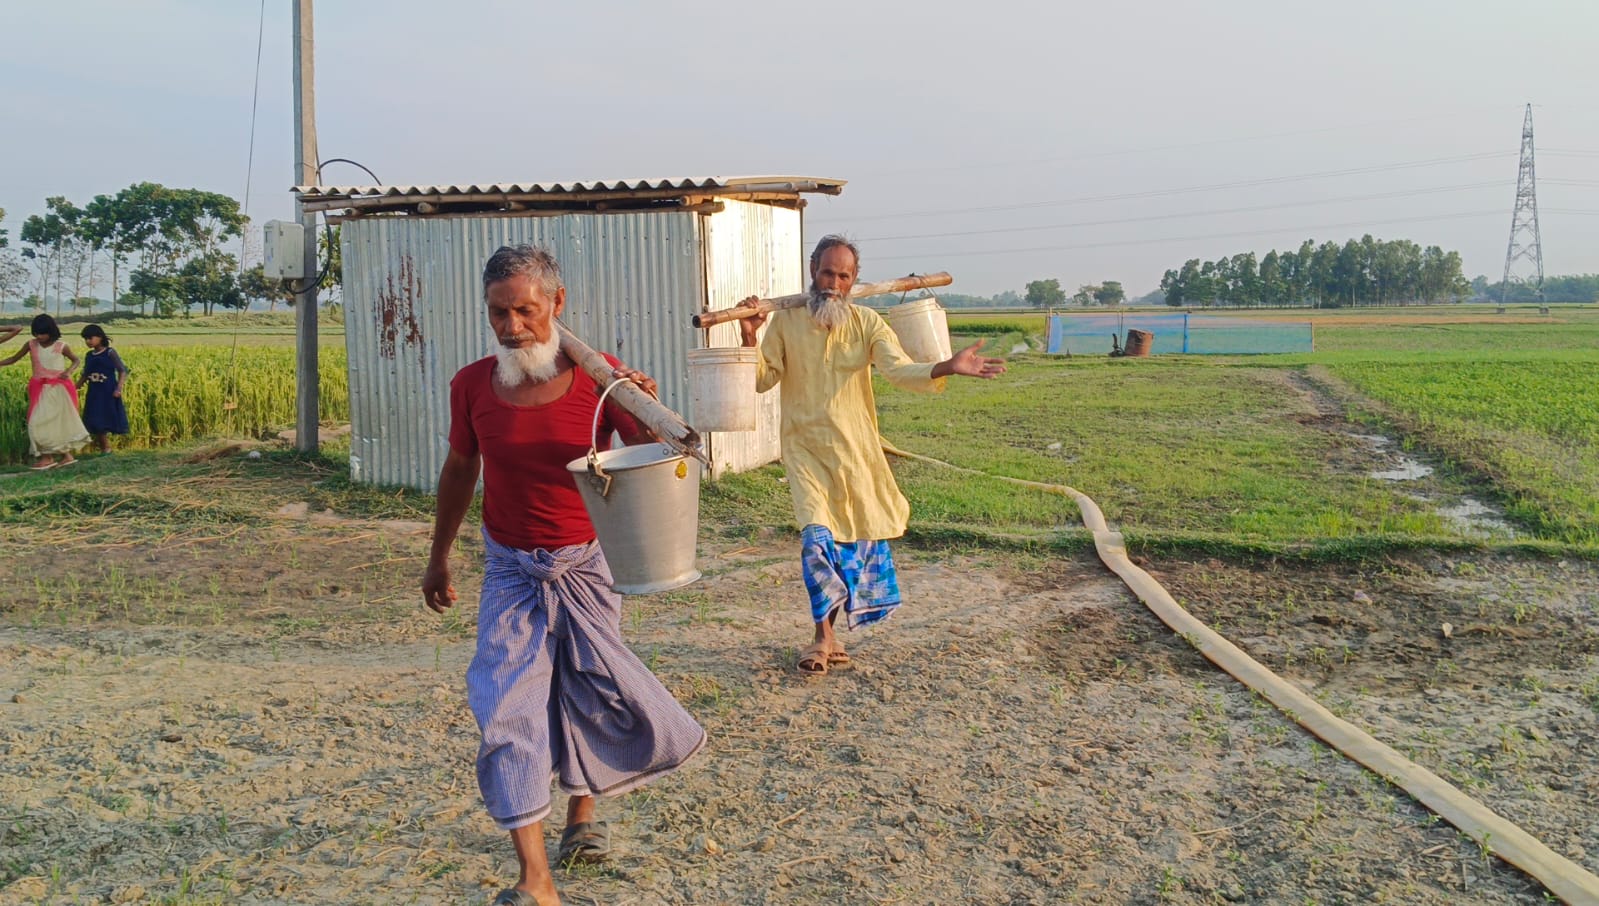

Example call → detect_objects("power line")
818 151 1517 223
867 209 1524 262
859 182 1508 243
850 105 1523 177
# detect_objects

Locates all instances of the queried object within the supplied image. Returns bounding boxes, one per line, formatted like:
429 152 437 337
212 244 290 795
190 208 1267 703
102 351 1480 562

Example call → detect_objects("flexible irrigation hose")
881 440 1599 905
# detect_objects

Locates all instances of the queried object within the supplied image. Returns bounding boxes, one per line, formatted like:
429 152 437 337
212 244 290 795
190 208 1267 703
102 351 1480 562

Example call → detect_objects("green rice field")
7 306 1599 557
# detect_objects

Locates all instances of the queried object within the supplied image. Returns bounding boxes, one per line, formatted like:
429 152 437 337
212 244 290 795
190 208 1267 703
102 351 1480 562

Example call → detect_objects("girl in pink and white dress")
0 314 90 469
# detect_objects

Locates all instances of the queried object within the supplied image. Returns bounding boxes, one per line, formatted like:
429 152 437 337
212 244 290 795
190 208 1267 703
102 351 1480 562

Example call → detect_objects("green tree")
20 198 86 316
1258 250 1284 306
1024 278 1065 309
1228 253 1259 307
1159 268 1185 307
239 264 296 312
1093 280 1126 306
176 250 244 316
318 224 342 298
1194 261 1218 308
0 252 27 311
116 183 248 316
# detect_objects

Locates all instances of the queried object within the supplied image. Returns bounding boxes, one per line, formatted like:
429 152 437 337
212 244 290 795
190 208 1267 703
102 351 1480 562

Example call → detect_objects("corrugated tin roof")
293 175 845 199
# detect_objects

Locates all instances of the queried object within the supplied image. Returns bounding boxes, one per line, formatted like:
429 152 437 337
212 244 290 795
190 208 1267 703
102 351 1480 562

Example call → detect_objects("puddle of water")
1327 401 1518 538
1370 458 1433 481
1439 497 1517 538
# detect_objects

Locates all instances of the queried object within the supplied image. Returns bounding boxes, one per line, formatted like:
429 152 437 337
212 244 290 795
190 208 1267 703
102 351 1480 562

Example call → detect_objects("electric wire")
867 209 1523 262
820 151 1517 224
850 104 1526 177
859 182 1509 244
224 0 268 413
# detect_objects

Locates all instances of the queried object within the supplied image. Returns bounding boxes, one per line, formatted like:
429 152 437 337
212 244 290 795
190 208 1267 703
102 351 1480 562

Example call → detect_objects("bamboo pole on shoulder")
556 323 707 466
691 272 953 329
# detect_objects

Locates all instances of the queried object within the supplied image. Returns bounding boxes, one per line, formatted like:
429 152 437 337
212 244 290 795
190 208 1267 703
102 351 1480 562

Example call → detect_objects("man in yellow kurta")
736 236 1006 676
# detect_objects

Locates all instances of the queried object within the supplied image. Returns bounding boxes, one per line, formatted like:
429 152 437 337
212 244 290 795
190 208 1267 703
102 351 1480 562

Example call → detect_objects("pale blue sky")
3 0 1596 296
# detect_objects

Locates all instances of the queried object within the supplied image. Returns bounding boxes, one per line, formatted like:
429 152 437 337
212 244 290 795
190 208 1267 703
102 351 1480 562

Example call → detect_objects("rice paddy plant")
0 345 349 463
1328 359 1599 543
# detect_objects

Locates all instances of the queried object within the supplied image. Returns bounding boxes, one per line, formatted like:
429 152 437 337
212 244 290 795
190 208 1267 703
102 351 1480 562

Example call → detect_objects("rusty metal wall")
340 211 704 490
699 200 804 478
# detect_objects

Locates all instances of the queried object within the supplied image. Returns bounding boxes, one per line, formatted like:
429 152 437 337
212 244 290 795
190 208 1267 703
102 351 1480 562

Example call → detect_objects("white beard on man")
493 333 561 386
808 285 852 330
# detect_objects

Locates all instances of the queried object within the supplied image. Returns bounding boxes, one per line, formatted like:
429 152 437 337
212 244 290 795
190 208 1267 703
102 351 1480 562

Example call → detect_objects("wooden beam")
692 272 955 329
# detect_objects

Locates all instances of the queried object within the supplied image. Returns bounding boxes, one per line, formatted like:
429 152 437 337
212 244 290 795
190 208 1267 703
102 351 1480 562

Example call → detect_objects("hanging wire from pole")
224 0 269 413
305 158 382 293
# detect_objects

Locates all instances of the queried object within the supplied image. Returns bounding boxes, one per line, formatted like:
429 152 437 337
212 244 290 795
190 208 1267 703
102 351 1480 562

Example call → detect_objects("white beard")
809 289 852 330
493 334 561 386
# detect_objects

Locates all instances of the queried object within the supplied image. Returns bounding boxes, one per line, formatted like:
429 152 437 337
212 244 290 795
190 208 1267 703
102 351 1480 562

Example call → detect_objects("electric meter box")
263 221 307 279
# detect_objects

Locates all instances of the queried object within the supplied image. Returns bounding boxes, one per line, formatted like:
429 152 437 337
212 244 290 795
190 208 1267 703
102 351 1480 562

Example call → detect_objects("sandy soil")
3 490 1597 905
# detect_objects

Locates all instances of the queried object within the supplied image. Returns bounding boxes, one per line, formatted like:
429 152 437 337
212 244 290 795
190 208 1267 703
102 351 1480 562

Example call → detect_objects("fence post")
1183 313 1190 354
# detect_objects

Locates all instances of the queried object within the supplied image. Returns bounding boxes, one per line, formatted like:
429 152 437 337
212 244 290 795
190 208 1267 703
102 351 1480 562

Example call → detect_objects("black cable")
296 158 383 291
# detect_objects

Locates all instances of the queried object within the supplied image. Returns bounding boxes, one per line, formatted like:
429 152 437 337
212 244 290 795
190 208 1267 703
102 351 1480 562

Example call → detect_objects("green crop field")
710 306 1599 558
0 344 348 463
7 307 1599 559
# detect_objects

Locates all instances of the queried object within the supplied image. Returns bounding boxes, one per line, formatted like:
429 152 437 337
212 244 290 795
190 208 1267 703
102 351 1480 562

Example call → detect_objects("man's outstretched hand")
935 341 1007 379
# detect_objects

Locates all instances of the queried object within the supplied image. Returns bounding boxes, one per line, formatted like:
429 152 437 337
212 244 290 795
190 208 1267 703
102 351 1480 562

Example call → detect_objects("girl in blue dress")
76 324 130 454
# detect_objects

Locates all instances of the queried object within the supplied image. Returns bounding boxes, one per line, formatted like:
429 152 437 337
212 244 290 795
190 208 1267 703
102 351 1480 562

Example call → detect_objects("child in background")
0 314 89 469
77 324 130 454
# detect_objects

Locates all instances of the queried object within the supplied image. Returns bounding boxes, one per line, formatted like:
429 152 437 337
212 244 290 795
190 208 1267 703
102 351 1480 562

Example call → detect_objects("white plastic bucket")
686 346 758 432
566 380 702 595
886 297 952 363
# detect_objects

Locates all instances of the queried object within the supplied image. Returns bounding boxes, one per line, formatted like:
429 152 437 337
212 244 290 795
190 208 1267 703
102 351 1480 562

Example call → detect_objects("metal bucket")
886 296 953 363
686 346 758 432
566 380 702 595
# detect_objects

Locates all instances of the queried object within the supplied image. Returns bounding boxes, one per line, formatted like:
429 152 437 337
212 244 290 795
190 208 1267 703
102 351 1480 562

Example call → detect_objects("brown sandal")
797 642 830 675
826 640 850 665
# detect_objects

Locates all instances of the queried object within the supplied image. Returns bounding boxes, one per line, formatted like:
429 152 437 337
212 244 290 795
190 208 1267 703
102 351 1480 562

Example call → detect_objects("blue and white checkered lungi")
800 523 902 630
468 531 707 830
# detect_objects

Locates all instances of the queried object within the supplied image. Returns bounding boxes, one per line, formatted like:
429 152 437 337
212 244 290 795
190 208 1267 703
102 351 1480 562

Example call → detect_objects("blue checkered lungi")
800 523 902 629
468 531 707 830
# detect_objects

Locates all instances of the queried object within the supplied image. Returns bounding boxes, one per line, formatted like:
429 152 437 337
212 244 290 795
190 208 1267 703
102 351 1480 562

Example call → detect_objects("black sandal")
492 889 537 906
558 820 612 865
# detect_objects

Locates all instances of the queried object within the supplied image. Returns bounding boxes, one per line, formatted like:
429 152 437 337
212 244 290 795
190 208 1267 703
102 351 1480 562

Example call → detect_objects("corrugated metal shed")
296 175 844 199
320 176 834 490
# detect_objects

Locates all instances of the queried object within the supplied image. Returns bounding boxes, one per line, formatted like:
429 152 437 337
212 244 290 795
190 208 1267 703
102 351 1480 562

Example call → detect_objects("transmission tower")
1499 103 1544 303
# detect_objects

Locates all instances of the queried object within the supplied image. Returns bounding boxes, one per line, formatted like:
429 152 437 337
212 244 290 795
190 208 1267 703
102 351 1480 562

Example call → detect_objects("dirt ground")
3 479 1597 905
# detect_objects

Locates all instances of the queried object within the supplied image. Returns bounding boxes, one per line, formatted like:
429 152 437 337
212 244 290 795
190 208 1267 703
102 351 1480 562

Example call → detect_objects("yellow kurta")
755 304 946 542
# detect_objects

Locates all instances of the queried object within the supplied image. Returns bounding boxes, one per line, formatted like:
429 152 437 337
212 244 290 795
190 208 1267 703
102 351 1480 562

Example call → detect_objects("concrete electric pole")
292 0 320 452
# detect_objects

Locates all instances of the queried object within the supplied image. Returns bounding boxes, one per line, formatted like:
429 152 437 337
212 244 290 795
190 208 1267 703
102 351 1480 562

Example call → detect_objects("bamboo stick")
691 272 954 328
556 324 707 465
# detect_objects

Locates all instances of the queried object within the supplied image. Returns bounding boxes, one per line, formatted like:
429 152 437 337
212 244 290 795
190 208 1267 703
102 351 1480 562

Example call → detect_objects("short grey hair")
810 234 861 272
482 244 564 300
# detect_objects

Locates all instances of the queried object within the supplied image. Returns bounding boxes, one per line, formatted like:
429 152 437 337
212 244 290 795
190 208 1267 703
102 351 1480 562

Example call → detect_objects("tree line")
1470 274 1599 304
0 185 337 317
1158 236 1471 309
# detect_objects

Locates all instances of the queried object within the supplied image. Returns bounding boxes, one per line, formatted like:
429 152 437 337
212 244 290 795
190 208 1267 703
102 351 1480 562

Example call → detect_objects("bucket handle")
583 377 633 499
